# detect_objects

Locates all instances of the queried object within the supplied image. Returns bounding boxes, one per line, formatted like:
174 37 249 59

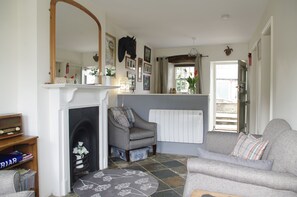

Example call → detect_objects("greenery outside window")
175 64 195 93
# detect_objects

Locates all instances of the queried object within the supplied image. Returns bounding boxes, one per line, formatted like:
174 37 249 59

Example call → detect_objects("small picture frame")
125 56 136 70
143 75 150 91
127 71 136 92
105 33 116 67
137 58 143 82
144 46 151 63
143 63 152 74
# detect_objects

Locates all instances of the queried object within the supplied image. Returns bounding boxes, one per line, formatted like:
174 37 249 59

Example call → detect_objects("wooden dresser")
0 135 39 196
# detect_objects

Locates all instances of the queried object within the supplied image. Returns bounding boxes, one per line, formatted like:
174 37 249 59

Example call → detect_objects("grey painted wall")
117 94 209 156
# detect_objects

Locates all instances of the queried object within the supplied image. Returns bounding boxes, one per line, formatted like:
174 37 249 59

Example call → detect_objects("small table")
191 189 240 197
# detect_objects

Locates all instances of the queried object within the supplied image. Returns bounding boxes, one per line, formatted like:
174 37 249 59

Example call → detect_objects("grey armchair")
183 119 297 197
0 170 35 197
108 108 157 162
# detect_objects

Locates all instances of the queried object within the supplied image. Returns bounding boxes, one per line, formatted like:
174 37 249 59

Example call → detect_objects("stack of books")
0 150 33 169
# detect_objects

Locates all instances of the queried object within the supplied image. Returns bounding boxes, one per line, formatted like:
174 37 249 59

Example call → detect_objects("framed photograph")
143 75 150 91
125 56 136 70
137 58 143 82
144 46 151 63
127 71 136 92
105 33 116 67
143 63 152 74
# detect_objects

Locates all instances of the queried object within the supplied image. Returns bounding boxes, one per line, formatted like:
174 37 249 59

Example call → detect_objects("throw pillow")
114 114 130 128
197 147 273 171
231 132 269 160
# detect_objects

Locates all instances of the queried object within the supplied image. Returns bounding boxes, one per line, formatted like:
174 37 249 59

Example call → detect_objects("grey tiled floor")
109 153 188 197
61 153 188 197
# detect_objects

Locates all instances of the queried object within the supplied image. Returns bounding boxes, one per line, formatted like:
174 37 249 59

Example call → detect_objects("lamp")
188 37 199 57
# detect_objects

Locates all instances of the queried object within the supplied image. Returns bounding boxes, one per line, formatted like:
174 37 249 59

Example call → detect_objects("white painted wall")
0 0 18 113
249 0 297 130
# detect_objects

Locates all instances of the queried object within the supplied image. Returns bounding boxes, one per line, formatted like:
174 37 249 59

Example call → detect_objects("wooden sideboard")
0 135 39 196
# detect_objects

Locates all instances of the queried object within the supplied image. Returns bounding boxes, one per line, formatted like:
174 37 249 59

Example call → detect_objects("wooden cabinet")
0 135 39 196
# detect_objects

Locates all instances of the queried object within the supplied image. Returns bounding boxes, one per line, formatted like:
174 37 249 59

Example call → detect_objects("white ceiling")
96 0 270 48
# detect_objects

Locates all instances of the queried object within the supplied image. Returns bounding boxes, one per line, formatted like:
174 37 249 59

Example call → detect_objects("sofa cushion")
197 147 273 171
262 119 291 159
231 132 268 160
114 114 130 128
130 127 155 140
267 129 297 176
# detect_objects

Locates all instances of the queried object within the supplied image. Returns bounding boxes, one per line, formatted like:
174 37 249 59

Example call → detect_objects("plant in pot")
104 66 116 85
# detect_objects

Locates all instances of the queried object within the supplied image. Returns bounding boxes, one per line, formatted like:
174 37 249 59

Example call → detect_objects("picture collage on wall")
123 45 152 91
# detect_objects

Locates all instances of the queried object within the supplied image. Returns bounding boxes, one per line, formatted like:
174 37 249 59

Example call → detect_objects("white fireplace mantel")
43 84 119 196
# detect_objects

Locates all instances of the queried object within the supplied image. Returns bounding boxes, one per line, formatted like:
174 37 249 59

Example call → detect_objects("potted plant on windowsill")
186 69 199 94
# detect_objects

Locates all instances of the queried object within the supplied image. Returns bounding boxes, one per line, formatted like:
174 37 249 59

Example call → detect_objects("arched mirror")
50 0 102 84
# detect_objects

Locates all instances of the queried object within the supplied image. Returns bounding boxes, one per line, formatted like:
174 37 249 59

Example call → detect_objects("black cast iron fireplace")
69 107 99 187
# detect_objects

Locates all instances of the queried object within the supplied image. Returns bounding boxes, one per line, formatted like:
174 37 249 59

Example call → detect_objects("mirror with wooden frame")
50 0 102 84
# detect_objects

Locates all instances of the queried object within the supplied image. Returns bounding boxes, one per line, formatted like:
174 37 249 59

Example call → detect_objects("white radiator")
149 109 203 143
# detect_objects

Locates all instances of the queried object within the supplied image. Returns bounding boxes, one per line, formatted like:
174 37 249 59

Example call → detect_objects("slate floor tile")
142 162 167 172
151 169 179 179
161 160 184 168
151 189 181 197
162 176 185 188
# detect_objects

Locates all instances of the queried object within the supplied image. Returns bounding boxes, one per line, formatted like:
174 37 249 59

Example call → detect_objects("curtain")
154 57 169 93
195 54 203 94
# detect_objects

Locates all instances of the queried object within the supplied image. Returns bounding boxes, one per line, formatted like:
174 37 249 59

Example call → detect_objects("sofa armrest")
206 131 239 154
187 157 297 193
0 191 35 197
133 111 157 131
0 170 20 195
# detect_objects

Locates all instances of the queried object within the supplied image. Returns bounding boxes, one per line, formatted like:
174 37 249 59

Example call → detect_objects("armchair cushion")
197 148 273 171
130 128 155 140
231 132 268 160
114 114 130 128
110 107 135 127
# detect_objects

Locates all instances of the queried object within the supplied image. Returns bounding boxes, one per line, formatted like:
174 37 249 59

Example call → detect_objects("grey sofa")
108 109 157 162
0 170 35 197
183 119 297 197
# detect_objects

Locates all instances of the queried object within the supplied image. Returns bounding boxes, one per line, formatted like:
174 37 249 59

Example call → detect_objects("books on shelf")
0 150 33 169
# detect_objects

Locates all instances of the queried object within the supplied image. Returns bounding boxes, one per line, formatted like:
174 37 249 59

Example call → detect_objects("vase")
103 76 111 86
94 76 99 84
188 86 196 94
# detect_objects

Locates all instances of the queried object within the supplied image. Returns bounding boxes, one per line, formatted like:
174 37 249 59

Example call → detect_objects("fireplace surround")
43 84 118 196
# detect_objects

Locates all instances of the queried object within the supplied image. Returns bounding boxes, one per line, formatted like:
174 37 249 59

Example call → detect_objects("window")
175 64 195 93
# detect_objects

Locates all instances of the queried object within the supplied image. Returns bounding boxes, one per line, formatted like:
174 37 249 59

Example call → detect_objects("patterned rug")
73 169 159 197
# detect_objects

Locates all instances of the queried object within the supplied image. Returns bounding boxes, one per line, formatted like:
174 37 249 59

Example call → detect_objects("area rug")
73 169 159 197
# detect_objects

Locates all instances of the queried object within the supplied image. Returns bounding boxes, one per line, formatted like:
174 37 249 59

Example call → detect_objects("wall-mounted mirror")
50 0 102 84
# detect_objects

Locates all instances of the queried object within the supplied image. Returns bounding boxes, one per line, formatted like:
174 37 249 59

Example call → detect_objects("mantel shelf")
42 84 120 89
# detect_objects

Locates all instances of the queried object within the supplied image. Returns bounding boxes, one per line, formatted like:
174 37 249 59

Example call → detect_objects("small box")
112 147 149 162
0 113 23 140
